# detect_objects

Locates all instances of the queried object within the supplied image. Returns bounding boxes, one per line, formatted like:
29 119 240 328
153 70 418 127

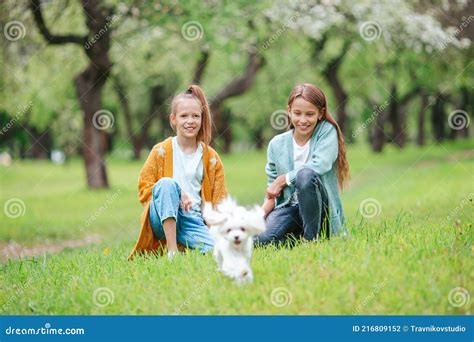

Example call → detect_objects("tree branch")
29 0 86 45
210 46 265 110
311 32 328 61
192 45 210 85
399 86 421 108
323 39 351 76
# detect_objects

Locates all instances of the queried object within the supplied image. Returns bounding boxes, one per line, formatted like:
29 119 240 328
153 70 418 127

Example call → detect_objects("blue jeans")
149 177 214 253
255 168 330 246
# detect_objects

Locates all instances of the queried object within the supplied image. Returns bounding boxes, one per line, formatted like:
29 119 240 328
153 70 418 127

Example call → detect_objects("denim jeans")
255 168 330 245
149 177 214 253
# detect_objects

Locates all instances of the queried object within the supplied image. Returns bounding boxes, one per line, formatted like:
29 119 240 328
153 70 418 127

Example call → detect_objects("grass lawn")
0 140 472 314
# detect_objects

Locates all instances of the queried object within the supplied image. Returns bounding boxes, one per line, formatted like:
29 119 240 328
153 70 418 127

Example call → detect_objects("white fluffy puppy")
203 197 266 284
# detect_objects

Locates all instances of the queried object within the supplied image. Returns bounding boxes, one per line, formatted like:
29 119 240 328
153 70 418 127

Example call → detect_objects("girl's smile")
288 97 321 141
171 99 202 140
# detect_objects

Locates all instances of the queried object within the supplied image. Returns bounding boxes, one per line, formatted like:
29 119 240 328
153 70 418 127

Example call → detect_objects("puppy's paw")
231 268 253 286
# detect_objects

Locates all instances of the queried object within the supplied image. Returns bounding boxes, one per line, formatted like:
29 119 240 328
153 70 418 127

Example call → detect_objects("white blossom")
266 0 471 52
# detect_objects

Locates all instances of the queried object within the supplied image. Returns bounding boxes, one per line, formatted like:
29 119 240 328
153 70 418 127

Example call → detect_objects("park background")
0 0 472 314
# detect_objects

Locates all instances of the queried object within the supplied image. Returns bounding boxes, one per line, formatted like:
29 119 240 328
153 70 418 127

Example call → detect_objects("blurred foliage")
0 0 472 157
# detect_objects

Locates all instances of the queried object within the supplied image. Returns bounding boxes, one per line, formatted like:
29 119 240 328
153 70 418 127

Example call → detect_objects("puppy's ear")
216 196 237 216
244 206 267 235
202 202 227 227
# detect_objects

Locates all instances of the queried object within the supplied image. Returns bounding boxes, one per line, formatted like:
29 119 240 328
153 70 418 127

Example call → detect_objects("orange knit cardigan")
128 137 227 260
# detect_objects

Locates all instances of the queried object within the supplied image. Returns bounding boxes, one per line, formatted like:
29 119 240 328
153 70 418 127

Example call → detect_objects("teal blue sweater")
266 120 347 236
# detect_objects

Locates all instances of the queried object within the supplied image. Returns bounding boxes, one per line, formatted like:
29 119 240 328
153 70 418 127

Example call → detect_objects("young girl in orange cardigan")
128 85 227 260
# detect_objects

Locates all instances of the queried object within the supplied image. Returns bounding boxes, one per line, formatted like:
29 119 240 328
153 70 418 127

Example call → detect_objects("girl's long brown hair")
171 84 212 145
287 83 350 190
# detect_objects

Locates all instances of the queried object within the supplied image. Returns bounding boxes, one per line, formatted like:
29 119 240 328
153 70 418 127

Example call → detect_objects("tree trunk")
455 86 471 139
388 84 405 147
75 67 109 188
417 92 429 146
365 97 387 152
30 0 114 188
209 107 233 153
29 127 52 159
150 84 172 141
131 137 142 160
323 66 348 136
253 127 264 150
460 86 471 138
431 93 447 142
372 108 387 152
222 108 233 153
75 2 112 188
321 40 351 136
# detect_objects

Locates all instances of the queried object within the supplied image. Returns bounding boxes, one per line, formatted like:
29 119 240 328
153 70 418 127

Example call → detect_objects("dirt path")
1 234 101 262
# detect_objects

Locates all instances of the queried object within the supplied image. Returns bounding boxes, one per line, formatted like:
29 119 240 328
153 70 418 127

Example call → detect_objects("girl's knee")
295 168 319 189
152 177 180 196
254 231 274 246
155 177 178 188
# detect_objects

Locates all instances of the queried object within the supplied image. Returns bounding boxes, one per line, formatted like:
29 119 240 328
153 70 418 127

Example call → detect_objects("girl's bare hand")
262 197 275 219
266 174 287 199
180 191 192 212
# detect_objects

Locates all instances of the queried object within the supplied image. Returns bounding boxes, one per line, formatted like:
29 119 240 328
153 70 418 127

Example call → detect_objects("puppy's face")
221 224 249 246
203 198 266 246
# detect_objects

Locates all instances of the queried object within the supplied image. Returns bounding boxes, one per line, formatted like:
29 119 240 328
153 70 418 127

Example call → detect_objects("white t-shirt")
172 137 204 212
288 137 311 205
293 137 311 170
